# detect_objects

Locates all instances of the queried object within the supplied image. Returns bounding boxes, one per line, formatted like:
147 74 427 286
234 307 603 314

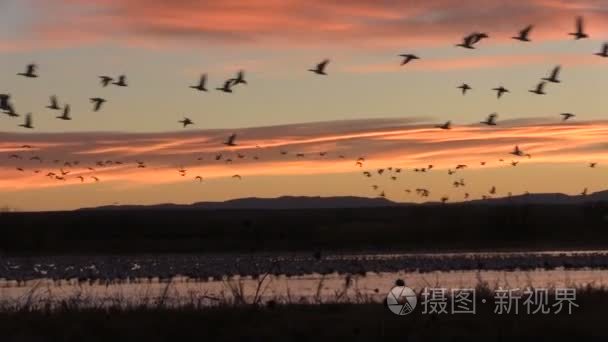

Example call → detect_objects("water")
4 249 608 281
1 268 607 309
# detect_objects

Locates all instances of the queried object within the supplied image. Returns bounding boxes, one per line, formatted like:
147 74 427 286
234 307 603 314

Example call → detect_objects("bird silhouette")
47 96 61 110
231 70 247 85
560 113 575 121
0 94 10 111
77 176 84 182
57 105 72 120
569 16 589 40
91 176 100 182
224 133 237 146
309 59 330 75
399 54 419 65
594 43 608 57
4 103 19 117
589 162 597 168
232 174 242 180
456 33 482 49
216 79 234 93
19 113 33 129
510 145 528 157
90 98 106 111
195 176 203 182
436 121 451 130
493 86 509 99
17 64 38 78
542 66 561 83
529 81 547 95
99 76 113 87
190 74 208 91
513 25 533 42
458 83 471 95
480 113 498 125
470 32 489 44
113 75 128 87
179 117 194 127
581 187 588 196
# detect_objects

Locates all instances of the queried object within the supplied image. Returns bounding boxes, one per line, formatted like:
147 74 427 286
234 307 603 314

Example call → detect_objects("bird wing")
551 65 561 78
27 64 36 74
318 59 330 71
537 81 546 92
50 96 58 107
25 114 32 126
577 16 584 33
228 133 237 144
521 25 533 37
200 74 207 86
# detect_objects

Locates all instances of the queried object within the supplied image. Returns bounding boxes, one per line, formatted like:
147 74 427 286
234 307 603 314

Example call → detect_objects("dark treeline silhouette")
2 202 608 255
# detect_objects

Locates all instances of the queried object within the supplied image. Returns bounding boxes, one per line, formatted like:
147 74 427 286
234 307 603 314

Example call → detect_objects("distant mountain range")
79 191 608 211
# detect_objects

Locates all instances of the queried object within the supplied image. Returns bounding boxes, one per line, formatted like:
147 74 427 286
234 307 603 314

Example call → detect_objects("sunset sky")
2 0 608 211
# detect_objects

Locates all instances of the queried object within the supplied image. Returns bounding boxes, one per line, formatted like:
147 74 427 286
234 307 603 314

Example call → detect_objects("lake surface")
4 250 608 281
1 269 606 309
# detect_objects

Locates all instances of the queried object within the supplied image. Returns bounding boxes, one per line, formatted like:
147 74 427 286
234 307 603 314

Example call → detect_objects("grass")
1 280 608 339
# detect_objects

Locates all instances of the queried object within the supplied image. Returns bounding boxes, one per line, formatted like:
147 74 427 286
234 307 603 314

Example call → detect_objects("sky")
2 0 608 211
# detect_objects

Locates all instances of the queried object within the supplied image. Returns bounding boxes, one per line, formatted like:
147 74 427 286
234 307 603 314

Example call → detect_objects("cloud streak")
2 117 608 191
13 0 608 51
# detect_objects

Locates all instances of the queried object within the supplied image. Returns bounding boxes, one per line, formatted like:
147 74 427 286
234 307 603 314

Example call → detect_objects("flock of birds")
1 17 605 202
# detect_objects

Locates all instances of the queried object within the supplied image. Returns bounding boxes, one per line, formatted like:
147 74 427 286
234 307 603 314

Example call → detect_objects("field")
2 203 608 255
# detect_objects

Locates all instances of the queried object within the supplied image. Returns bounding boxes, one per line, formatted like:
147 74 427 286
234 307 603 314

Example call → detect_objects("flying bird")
569 16 589 40
513 25 533 42
90 98 106 111
399 54 419 65
480 113 498 126
17 64 38 78
179 117 194 127
224 133 237 146
190 74 208 91
309 59 330 75
47 96 60 110
456 33 478 49
436 121 451 130
19 113 33 129
231 70 247 85
493 86 509 99
510 145 528 157
113 75 128 87
590 162 597 168
57 105 72 120
99 76 113 87
195 176 203 182
542 66 561 83
216 79 234 93
529 81 547 95
4 103 19 117
560 113 575 121
458 83 471 95
232 174 242 180
594 43 608 57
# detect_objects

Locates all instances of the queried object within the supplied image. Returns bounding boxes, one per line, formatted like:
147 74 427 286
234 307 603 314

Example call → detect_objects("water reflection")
1 269 606 309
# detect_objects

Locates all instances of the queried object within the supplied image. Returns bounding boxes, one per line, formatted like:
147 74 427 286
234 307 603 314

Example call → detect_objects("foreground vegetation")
2 203 608 255
1 287 606 340
1 280 607 339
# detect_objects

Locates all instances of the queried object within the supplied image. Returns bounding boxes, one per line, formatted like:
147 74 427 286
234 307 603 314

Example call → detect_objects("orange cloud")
2 118 608 191
12 0 608 52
